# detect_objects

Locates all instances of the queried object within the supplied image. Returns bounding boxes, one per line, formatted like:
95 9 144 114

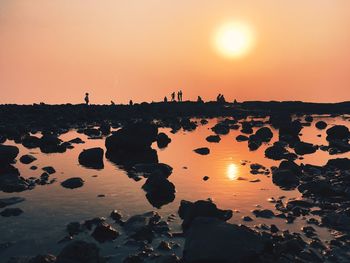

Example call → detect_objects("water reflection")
227 163 239 180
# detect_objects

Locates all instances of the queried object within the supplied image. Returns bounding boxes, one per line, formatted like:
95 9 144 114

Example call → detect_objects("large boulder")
326 125 350 141
326 158 350 170
0 145 19 164
183 217 266 263
0 165 30 192
105 122 158 151
178 200 232 230
21 135 41 149
39 135 66 153
78 147 104 169
254 127 273 142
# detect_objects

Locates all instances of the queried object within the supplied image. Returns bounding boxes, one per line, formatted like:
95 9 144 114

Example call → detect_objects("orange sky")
0 0 350 104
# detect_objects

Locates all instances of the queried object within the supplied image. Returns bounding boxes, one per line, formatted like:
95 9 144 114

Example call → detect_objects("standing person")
179 90 183 101
177 91 180 101
171 92 175 102
84 93 89 105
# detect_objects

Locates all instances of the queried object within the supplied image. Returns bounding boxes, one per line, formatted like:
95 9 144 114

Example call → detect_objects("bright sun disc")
214 22 254 58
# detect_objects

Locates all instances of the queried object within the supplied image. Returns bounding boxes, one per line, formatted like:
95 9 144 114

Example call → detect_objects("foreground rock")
91 222 119 243
178 200 232 230
78 147 104 169
0 165 31 192
0 145 19 164
183 217 266 263
272 160 301 189
56 241 103 263
61 177 84 189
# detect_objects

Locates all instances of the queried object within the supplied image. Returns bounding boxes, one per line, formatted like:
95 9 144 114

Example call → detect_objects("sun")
214 22 255 58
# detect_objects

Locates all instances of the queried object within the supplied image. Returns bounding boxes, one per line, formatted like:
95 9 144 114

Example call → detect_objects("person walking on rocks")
171 92 175 102
84 93 89 105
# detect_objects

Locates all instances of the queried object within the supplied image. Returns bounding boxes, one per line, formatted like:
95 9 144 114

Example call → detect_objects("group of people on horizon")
84 91 237 105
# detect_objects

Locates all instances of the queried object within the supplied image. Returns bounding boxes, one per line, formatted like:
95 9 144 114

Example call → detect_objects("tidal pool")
0 116 349 262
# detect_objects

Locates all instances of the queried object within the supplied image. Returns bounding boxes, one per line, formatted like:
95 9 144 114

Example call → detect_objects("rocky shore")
1 101 350 262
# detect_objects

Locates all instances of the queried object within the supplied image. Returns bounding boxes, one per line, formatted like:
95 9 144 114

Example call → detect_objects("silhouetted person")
171 92 175 102
197 96 203 103
177 91 181 101
129 100 133 105
234 99 238 104
111 100 115 105
85 93 89 105
216 94 221 102
179 90 183 102
164 96 168 103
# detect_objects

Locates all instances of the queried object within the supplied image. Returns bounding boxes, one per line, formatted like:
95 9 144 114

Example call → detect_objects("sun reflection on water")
227 163 239 180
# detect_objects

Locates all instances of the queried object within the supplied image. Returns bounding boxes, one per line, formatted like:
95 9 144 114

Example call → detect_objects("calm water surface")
0 116 349 261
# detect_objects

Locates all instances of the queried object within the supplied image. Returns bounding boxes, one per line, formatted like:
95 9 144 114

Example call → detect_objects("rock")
157 132 171 148
158 241 171 250
0 197 25 208
252 209 275 218
193 147 210 155
84 128 101 138
19 155 37 164
305 115 313 122
30 166 37 170
99 122 111 135
315 121 327 130
106 122 158 151
322 212 350 231
110 210 122 221
279 120 303 143
42 166 56 174
242 216 253 222
0 145 19 164
236 135 249 142
326 125 350 141
78 147 104 169
211 123 229 135
293 141 317 155
203 176 209 181
154 255 180 263
39 135 66 153
0 207 23 217
254 127 273 142
178 200 233 230
265 144 291 160
56 241 102 263
326 158 350 170
91 222 119 242
183 217 266 263
61 177 84 189
241 122 253 134
206 135 221 143
272 160 300 189
0 165 30 192
142 175 175 208
21 135 41 149
68 137 85 144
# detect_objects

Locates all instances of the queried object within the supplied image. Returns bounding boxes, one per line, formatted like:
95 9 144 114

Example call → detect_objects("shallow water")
0 116 349 262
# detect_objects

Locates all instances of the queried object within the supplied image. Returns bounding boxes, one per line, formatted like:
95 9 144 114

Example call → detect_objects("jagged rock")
91 222 119 242
157 132 171 148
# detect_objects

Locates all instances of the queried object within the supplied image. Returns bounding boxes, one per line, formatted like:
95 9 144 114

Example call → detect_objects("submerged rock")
78 147 104 169
193 147 210 155
0 207 23 217
178 200 232 230
0 197 25 208
61 177 84 189
183 217 266 263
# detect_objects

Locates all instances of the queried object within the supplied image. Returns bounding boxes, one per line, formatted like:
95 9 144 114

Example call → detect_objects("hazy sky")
1 0 350 104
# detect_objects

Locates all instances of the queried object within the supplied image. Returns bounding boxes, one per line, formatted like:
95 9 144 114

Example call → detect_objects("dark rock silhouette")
56 241 102 263
0 145 19 164
0 197 25 208
61 177 84 189
315 120 327 130
78 147 104 169
178 200 233 230
183 217 266 263
193 147 210 155
142 173 176 208
0 207 23 217
326 125 350 141
0 165 31 192
156 132 171 148
272 160 301 189
19 154 37 164
206 135 221 143
91 222 119 243
293 141 318 155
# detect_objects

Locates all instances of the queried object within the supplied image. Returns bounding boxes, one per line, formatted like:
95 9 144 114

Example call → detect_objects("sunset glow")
214 22 254 58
